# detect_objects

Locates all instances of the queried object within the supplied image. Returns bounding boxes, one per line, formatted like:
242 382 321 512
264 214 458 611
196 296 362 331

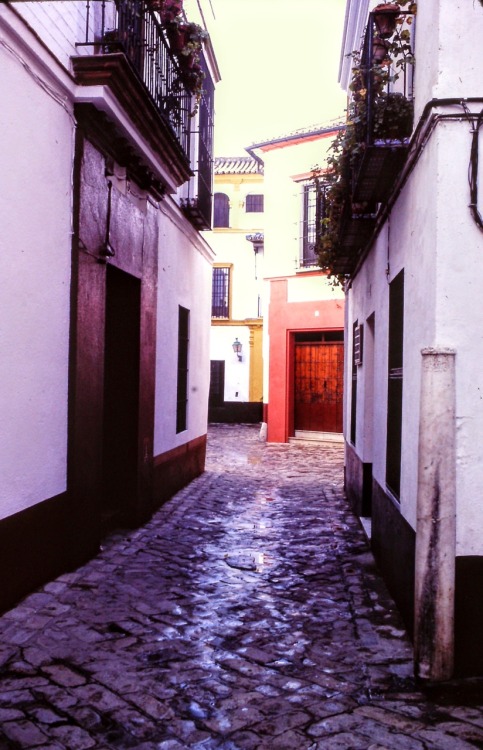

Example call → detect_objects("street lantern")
232 337 242 361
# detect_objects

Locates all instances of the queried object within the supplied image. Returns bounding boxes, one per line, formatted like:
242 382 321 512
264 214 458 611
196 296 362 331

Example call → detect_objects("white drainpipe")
414 347 456 681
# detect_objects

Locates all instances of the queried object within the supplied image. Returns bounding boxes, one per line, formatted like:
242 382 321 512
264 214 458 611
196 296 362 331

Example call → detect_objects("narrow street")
0 424 482 750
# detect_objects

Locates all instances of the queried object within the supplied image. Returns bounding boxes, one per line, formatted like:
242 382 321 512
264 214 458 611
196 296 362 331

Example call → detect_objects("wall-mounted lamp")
232 337 242 361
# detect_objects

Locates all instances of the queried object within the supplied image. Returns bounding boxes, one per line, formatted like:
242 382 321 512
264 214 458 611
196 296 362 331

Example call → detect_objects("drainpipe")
414 348 456 681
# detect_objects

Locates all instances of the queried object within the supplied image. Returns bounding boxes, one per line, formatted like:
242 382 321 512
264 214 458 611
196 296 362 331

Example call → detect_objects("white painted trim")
339 0 370 90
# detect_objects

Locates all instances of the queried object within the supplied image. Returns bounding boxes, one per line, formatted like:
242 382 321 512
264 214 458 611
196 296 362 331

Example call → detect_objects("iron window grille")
301 182 328 268
246 194 264 213
211 267 230 318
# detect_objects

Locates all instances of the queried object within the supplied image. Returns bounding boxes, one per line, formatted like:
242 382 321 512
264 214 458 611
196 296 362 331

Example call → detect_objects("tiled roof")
214 156 263 175
248 119 345 149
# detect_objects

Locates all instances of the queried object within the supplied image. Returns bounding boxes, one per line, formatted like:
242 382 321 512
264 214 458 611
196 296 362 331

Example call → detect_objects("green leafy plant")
373 92 414 139
165 20 209 115
312 2 416 283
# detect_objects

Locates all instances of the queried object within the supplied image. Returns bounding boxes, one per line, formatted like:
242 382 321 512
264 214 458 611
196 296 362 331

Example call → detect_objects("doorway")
102 265 141 530
293 332 344 434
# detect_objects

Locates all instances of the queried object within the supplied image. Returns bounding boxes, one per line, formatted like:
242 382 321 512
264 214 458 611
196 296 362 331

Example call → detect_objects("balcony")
351 7 415 204
314 6 416 282
180 55 214 230
332 201 376 275
73 0 213 212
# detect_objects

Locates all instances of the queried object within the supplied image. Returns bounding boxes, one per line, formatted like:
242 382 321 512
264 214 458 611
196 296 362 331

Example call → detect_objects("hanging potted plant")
373 3 401 38
146 0 183 23
372 36 390 63
166 20 208 68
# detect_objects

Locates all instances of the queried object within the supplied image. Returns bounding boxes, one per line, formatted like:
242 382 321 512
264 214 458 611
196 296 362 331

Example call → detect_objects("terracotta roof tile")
214 156 263 175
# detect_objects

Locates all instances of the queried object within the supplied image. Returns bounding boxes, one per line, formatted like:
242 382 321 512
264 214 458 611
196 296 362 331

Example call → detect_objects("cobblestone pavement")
1 424 483 750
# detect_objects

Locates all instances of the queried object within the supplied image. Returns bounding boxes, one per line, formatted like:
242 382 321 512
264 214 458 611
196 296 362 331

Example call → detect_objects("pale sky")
209 0 348 156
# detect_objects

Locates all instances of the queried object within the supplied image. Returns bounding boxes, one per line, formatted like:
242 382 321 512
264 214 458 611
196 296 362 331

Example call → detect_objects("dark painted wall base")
153 434 206 506
371 479 416 638
345 443 372 517
208 402 262 424
0 438 206 616
361 476 483 678
455 556 483 677
0 492 99 616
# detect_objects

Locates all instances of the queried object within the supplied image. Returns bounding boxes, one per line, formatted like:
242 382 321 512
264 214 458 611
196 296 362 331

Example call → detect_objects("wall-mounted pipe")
349 97 483 285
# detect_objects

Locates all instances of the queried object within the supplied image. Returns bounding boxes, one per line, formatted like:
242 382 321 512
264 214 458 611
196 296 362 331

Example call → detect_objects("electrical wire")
464 104 483 231
0 37 76 125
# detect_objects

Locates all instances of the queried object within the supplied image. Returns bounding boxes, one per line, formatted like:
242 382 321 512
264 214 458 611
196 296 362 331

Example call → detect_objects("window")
211 267 230 318
246 194 264 213
350 321 358 445
213 193 230 227
386 270 404 499
301 182 327 268
176 306 189 433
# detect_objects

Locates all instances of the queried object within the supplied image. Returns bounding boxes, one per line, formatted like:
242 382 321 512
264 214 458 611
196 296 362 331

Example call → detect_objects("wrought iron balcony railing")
77 0 193 161
351 7 416 204
180 54 214 230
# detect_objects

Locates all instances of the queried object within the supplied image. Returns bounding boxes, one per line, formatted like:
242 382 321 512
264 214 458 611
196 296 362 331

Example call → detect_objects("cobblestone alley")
0 424 483 750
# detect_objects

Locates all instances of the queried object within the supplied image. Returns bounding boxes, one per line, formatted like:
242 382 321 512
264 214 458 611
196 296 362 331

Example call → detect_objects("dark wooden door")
102 265 141 530
294 342 344 432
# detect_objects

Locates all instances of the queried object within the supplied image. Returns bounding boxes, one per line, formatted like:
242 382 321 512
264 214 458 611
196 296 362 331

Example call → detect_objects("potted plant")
373 3 400 38
373 91 414 140
165 20 208 63
372 36 390 63
146 0 183 22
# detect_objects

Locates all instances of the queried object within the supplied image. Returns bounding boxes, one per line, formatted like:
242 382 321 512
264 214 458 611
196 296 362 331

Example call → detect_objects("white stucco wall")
210 326 251 403
208 231 264 320
206 232 261 404
434 122 483 555
0 18 74 518
287 273 344 305
262 135 339 279
347 119 483 555
341 0 483 557
154 201 214 455
13 0 91 69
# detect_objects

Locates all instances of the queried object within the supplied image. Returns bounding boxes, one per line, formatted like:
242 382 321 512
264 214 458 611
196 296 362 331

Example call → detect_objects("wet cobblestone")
0 424 482 749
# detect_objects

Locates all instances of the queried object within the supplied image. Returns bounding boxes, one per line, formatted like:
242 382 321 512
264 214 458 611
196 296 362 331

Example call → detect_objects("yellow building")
206 157 264 423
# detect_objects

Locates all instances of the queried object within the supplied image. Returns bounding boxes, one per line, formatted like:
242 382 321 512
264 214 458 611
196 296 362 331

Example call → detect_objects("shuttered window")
176 306 189 433
386 270 404 498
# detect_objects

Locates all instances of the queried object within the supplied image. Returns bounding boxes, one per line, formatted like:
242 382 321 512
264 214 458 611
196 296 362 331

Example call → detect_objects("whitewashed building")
336 0 483 679
0 0 218 610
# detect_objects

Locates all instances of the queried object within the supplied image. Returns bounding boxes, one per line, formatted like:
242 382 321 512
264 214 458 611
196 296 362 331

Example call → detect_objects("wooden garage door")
294 342 344 433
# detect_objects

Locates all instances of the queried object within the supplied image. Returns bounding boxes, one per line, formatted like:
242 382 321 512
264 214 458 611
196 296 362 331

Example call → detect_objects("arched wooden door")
294 341 344 433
